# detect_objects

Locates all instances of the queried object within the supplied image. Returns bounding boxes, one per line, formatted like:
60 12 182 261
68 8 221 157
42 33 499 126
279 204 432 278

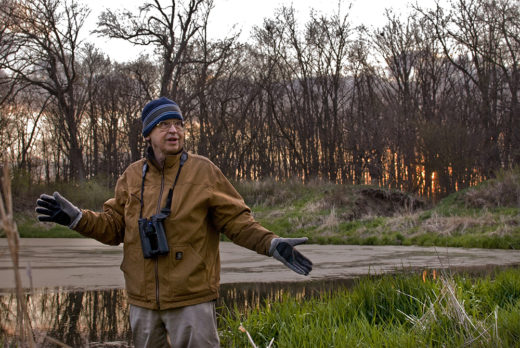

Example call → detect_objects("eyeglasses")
156 120 184 131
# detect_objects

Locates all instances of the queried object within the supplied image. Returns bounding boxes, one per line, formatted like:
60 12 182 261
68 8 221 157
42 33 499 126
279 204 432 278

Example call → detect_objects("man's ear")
144 136 150 142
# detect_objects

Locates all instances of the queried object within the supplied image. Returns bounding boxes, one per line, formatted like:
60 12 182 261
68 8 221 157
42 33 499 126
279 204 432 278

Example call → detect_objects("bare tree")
10 89 50 174
370 11 423 192
82 44 110 178
418 0 505 179
96 0 210 99
184 6 240 161
1 0 90 181
119 57 159 162
79 55 159 182
477 0 520 165
250 5 356 182
346 38 388 186
306 8 353 182
0 0 20 107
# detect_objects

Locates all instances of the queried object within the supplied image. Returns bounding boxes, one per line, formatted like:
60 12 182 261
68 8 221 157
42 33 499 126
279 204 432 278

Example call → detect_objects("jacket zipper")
155 260 160 309
155 167 165 309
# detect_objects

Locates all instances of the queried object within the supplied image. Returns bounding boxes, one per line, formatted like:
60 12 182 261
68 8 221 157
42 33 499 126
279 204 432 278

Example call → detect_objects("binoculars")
138 213 170 258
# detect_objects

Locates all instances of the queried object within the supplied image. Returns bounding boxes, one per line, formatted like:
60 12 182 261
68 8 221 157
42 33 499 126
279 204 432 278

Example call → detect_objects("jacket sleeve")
73 172 128 246
208 165 278 256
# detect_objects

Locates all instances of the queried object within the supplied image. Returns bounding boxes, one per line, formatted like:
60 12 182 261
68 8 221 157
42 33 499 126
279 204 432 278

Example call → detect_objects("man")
35 97 312 347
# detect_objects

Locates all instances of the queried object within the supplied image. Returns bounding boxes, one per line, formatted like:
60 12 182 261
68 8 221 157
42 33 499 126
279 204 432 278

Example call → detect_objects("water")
1 288 132 347
0 279 356 347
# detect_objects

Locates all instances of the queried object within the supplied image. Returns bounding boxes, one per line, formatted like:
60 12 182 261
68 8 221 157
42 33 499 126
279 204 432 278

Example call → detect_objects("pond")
0 278 356 347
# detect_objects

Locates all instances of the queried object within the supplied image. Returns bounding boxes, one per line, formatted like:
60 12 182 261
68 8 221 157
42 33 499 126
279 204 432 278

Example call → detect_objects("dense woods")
1 0 519 198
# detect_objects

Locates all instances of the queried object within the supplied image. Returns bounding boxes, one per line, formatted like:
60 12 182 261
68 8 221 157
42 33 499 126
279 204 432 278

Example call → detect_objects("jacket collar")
146 146 184 170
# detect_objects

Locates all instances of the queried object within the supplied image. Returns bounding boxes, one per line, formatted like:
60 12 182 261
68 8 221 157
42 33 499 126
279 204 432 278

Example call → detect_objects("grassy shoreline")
6 170 520 249
218 267 520 347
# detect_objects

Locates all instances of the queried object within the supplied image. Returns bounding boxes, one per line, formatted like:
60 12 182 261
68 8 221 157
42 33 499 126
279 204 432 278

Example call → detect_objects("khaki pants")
129 301 220 348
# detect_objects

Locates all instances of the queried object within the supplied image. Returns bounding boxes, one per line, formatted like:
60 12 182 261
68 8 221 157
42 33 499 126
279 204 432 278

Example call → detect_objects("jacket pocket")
169 244 210 298
120 244 146 300
124 188 141 240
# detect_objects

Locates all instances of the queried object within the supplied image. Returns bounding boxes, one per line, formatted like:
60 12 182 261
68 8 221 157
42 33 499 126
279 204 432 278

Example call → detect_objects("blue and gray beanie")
142 97 184 137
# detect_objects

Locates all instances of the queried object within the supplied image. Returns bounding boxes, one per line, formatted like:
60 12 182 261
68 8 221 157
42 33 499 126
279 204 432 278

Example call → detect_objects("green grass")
11 210 86 238
218 267 520 347
249 199 520 249
17 221 82 238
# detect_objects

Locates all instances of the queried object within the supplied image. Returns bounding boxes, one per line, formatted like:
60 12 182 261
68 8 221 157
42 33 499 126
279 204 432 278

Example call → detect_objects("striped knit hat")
142 97 183 137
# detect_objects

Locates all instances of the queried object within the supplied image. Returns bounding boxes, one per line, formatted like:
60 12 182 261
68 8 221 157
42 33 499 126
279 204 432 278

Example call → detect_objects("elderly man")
36 97 312 347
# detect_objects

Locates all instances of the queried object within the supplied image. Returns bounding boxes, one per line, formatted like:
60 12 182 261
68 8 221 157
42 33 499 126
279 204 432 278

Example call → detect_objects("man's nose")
166 124 179 133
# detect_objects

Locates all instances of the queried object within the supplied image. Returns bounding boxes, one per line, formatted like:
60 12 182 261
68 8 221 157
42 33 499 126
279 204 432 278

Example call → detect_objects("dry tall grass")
398 276 496 346
464 169 520 208
0 162 35 347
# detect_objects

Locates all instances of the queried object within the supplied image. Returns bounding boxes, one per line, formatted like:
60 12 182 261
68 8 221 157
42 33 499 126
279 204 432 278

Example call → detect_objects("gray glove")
36 192 82 229
269 237 313 275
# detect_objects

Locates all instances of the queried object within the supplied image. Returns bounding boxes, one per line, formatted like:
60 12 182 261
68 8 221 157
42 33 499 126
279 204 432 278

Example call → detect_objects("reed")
0 162 35 347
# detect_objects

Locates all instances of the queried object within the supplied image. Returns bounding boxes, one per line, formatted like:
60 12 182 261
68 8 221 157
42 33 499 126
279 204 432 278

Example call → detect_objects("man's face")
146 119 185 162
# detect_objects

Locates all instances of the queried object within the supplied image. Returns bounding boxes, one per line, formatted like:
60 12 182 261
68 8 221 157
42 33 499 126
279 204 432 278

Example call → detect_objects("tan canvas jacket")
74 150 277 310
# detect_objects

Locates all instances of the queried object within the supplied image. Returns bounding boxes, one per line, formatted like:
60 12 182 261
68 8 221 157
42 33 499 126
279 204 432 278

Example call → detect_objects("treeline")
1 0 519 198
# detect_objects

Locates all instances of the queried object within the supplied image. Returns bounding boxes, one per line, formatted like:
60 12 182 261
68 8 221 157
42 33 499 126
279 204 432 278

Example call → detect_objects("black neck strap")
139 151 188 219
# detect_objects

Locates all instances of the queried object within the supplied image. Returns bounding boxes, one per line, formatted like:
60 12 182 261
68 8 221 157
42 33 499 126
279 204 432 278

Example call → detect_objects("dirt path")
1 238 520 292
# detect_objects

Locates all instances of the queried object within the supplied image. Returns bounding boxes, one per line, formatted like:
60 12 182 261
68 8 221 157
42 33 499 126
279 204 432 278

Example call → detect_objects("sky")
84 0 441 62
